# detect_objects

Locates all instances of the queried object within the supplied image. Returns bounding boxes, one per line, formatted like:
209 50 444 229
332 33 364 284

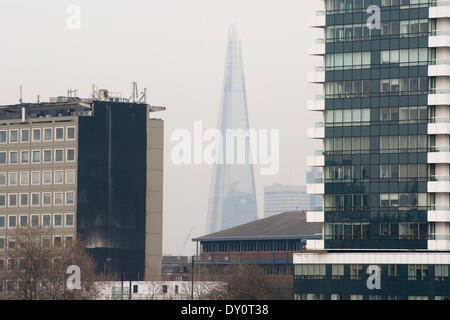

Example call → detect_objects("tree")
0 227 99 300
204 264 293 300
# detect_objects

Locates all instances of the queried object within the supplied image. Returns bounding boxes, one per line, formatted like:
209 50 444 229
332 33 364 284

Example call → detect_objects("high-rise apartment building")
306 168 323 210
0 90 165 281
206 26 258 234
264 184 310 218
296 0 450 300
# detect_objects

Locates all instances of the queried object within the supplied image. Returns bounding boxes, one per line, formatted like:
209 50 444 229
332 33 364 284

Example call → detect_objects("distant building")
193 211 322 277
206 25 258 234
264 184 310 218
306 168 323 211
96 281 225 300
162 256 191 281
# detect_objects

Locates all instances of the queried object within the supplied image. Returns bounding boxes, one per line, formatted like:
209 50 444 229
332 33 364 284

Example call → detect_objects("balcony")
307 95 325 111
309 10 325 28
429 31 450 48
428 146 450 164
429 60 450 77
306 207 324 223
429 1 450 19
428 239 450 251
307 67 325 83
428 89 450 105
307 177 324 195
307 122 325 139
308 39 325 56
428 118 450 135
429 205 450 222
428 177 450 192
307 150 325 167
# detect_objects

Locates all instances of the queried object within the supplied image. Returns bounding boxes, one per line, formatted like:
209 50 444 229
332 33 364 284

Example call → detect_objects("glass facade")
323 0 432 250
296 0 450 299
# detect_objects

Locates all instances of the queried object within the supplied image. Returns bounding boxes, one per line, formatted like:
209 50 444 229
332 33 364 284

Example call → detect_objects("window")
43 171 52 185
0 131 6 143
32 129 41 142
20 193 29 207
9 151 18 164
31 215 39 227
350 265 363 280
31 171 40 185
332 264 345 280
65 214 74 227
0 238 4 249
435 265 449 281
55 128 64 141
20 171 29 186
0 173 5 186
8 194 17 207
66 170 75 184
67 127 76 140
8 216 17 228
19 215 28 227
66 148 75 161
21 150 29 164
294 264 326 280
43 128 52 141
0 216 4 228
43 149 52 163
54 192 63 206
65 236 73 247
54 170 64 184
32 150 41 163
21 129 29 143
0 194 5 208
42 215 51 227
66 191 75 205
54 236 62 248
42 192 51 206
55 149 63 162
31 193 40 206
408 264 428 281
9 130 18 143
0 152 6 165
54 215 63 227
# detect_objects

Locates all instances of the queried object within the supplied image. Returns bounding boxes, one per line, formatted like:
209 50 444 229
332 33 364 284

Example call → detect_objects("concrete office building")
264 184 310 218
298 0 450 300
0 89 164 281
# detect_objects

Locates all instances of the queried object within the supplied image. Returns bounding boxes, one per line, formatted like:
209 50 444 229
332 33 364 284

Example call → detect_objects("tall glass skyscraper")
296 0 450 300
206 26 258 234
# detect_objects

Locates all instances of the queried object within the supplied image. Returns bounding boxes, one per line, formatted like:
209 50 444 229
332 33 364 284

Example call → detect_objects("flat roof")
193 211 322 242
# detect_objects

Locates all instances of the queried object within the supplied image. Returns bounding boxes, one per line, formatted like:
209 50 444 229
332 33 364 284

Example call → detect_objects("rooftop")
193 211 322 242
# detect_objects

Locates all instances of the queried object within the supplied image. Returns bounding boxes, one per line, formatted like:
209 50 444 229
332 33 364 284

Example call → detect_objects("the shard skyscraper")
206 26 258 234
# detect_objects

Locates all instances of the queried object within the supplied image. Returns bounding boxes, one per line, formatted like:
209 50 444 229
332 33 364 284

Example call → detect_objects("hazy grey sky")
0 0 323 256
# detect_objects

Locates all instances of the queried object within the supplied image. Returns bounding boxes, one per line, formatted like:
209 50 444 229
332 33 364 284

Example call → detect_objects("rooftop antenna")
129 82 139 103
89 84 98 99
67 89 77 98
19 85 23 104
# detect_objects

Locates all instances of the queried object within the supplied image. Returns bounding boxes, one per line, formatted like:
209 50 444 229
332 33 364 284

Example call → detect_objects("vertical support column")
145 111 164 280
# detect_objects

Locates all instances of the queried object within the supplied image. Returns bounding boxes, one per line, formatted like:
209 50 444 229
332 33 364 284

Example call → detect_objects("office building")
264 184 310 217
194 211 321 277
297 0 450 300
0 89 165 281
206 26 258 233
